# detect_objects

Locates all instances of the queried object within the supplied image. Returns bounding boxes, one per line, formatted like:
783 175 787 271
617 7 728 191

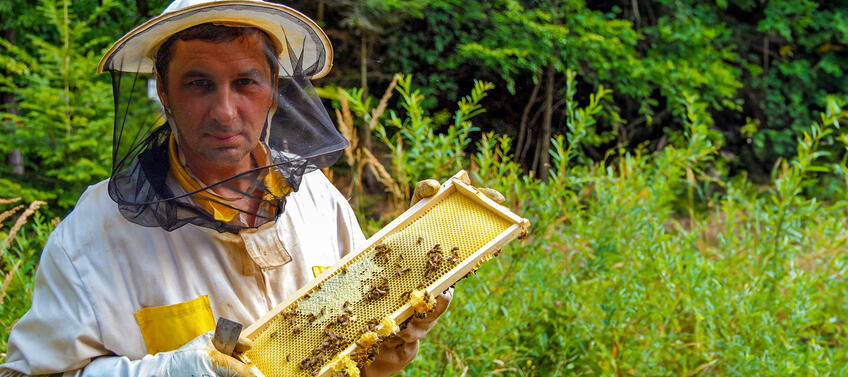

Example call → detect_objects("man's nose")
210 87 238 125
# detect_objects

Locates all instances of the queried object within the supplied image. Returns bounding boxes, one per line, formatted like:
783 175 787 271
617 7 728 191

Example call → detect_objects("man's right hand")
164 330 255 377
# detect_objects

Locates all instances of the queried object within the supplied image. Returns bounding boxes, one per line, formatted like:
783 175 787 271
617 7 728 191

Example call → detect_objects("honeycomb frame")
238 171 530 377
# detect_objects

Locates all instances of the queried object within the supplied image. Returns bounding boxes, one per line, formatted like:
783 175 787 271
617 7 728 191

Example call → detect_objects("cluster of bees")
424 244 460 279
364 277 390 301
297 328 347 375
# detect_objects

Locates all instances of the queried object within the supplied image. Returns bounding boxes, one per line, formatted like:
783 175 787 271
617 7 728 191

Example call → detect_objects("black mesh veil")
106 32 347 233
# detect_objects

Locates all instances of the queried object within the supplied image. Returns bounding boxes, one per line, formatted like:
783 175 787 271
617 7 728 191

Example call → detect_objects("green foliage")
375 74 847 376
375 75 491 190
0 203 55 362
0 0 115 210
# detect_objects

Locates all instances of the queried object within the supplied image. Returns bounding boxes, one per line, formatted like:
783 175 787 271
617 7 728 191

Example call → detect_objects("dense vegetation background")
2 0 848 375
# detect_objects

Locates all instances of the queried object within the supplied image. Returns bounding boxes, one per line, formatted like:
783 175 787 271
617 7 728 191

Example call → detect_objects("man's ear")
155 73 170 110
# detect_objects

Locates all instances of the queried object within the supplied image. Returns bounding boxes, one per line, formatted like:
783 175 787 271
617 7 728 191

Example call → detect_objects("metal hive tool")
239 171 530 377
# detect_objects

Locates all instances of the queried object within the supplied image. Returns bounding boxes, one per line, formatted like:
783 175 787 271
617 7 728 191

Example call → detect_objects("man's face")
158 34 274 172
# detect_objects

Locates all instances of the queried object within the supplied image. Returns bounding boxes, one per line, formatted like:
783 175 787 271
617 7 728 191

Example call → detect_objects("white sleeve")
1 232 107 375
0 232 170 377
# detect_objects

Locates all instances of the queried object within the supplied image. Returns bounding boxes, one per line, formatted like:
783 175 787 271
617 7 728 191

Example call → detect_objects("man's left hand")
410 179 506 206
363 288 453 377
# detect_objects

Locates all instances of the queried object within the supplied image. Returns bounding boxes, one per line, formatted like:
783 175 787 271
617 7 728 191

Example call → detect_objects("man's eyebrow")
239 69 265 78
180 70 211 80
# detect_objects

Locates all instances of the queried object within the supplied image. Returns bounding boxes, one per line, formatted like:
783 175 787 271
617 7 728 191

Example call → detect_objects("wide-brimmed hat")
97 0 333 78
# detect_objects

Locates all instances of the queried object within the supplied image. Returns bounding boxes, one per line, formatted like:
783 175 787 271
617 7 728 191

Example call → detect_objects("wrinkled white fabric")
0 171 367 375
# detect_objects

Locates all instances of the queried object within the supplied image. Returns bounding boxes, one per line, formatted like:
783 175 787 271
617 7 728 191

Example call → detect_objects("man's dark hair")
154 23 280 91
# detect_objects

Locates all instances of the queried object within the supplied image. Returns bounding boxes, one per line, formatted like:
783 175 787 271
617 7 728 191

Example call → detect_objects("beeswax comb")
240 171 530 377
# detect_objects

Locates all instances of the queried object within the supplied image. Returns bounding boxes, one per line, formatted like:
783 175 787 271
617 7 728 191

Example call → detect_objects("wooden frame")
240 171 530 376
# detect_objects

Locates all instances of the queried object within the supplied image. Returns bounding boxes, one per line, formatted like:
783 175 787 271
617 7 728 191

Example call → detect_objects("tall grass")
330 72 848 376
0 199 54 362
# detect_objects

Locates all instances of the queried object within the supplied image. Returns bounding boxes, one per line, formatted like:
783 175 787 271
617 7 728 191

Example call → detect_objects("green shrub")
0 200 55 362
0 0 115 213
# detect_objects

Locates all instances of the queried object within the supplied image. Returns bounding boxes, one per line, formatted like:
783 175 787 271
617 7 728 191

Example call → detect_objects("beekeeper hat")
97 0 333 78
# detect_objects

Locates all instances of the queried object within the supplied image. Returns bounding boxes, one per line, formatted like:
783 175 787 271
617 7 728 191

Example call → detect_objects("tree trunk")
2 27 23 175
317 1 325 23
516 74 541 166
360 32 369 100
135 0 150 19
536 63 555 180
358 32 378 191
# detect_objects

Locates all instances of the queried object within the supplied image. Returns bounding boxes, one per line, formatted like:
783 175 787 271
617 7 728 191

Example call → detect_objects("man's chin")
201 147 253 168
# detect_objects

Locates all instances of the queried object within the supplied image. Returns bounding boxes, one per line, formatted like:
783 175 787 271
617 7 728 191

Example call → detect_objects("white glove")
161 330 255 377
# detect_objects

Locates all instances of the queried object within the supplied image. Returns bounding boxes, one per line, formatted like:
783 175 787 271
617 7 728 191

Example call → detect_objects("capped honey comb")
240 171 530 377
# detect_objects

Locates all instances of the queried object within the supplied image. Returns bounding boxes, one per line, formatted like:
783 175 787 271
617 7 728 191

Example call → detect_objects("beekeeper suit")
0 0 450 376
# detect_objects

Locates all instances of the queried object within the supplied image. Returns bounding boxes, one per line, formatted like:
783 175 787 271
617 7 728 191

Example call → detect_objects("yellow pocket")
312 265 330 277
135 295 216 354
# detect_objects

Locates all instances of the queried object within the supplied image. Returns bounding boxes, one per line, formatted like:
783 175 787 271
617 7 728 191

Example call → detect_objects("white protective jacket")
0 171 401 376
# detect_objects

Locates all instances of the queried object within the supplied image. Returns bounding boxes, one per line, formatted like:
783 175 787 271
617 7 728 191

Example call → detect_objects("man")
0 0 467 375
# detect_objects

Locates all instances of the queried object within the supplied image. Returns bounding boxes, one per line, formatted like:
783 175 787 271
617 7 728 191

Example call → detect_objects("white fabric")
0 171 365 375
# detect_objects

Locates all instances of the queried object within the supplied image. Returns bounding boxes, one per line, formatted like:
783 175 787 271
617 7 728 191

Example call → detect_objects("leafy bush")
318 71 848 376
0 0 115 212
0 199 55 362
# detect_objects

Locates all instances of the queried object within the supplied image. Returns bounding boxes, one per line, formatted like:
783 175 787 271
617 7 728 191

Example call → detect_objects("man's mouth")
208 132 240 144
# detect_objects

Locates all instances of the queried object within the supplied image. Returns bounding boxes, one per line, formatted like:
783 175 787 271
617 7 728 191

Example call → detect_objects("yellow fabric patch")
312 265 330 277
134 295 216 355
167 135 291 223
254 143 292 201
168 135 240 222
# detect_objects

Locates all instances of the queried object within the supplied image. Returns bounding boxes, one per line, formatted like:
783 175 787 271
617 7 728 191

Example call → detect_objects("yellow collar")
168 135 291 223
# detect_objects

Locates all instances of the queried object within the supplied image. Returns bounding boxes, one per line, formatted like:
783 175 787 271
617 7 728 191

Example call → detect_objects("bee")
425 245 445 278
494 248 503 256
289 317 297 326
366 317 381 331
286 353 291 362
269 331 278 339
417 236 424 244
336 313 350 326
307 313 317 323
448 247 460 264
373 243 392 262
292 326 302 334
299 358 312 369
340 266 348 274
343 300 351 308
400 290 412 300
303 293 311 299
320 306 327 315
